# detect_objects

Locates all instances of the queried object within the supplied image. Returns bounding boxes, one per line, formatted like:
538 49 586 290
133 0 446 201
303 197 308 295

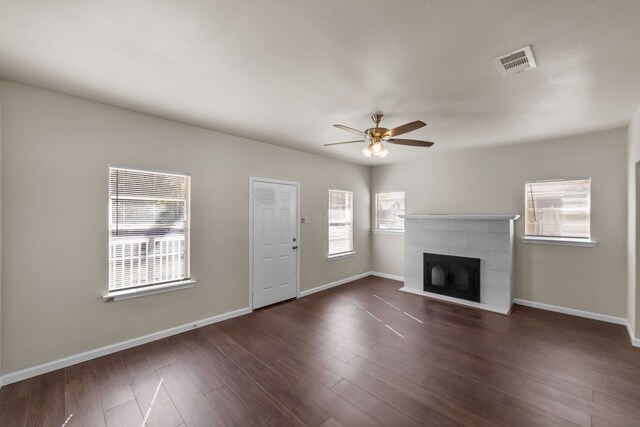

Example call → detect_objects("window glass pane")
109 167 191 291
329 190 353 256
375 191 405 230
524 178 590 238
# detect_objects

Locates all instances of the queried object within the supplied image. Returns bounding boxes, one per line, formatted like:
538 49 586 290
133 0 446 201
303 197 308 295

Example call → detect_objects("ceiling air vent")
494 45 536 76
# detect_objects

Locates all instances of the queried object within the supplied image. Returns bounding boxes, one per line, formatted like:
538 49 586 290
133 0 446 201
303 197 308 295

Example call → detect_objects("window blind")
525 178 590 239
328 190 354 256
109 166 191 291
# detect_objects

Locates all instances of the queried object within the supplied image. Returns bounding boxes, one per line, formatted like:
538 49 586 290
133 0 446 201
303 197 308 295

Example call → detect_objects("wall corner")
628 105 640 342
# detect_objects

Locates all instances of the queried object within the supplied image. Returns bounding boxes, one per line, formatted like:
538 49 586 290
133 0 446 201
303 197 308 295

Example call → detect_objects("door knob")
292 246 299 250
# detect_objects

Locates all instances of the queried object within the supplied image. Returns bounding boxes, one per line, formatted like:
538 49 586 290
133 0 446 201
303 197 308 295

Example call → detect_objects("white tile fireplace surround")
400 214 520 314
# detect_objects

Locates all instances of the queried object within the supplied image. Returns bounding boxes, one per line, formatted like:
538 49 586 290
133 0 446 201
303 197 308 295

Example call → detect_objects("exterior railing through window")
109 234 186 291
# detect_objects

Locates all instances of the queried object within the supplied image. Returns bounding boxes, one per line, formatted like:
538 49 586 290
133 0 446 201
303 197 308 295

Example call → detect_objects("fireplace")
401 214 518 314
423 253 480 302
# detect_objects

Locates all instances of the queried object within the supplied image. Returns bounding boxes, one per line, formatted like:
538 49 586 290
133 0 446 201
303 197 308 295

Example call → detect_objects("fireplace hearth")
423 253 480 302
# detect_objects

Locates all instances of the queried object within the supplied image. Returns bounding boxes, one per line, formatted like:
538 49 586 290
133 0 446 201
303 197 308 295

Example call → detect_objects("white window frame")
521 178 596 247
374 191 405 233
328 189 355 258
104 165 195 302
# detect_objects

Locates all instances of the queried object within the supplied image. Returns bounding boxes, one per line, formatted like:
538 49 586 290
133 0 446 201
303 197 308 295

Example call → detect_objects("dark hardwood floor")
1 276 640 426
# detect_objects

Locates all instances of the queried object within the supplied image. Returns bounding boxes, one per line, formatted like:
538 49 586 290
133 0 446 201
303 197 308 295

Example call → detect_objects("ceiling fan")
325 113 434 158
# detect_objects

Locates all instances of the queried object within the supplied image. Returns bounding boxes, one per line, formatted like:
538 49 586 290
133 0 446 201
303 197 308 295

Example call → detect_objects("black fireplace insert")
423 253 480 302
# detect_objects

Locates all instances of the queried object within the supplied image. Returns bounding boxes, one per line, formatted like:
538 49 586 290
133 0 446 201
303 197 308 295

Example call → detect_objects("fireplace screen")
423 253 480 302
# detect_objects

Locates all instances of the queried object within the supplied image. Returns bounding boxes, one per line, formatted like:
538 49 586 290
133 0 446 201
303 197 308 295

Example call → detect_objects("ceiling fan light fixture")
361 146 373 158
376 147 389 158
361 141 388 159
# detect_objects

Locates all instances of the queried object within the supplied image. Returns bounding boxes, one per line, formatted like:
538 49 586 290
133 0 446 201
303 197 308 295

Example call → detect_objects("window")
375 191 405 231
109 166 191 292
524 178 591 240
328 190 354 256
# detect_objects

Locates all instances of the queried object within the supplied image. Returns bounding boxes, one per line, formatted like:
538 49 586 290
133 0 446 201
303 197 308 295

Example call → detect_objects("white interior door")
251 179 299 309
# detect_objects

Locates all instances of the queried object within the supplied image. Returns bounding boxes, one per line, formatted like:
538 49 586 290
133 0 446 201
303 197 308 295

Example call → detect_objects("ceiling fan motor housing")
365 127 389 142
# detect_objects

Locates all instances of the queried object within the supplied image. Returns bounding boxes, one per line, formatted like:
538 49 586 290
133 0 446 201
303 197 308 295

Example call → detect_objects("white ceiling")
1 0 640 164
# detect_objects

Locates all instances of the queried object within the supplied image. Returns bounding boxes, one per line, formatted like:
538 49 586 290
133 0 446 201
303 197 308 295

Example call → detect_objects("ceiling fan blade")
387 138 434 147
333 124 367 137
385 120 426 137
324 140 366 146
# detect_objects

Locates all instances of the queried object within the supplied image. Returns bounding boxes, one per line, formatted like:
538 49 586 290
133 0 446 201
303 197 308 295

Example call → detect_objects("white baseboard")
513 299 626 325
370 271 404 282
299 272 371 297
514 298 639 348
0 307 251 387
626 321 640 347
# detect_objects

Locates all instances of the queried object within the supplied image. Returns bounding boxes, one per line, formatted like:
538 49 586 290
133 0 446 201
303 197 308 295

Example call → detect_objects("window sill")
327 251 356 260
373 229 404 235
103 279 196 302
521 236 596 247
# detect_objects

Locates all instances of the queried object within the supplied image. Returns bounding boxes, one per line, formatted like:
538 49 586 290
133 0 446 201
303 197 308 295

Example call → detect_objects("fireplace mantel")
400 214 519 314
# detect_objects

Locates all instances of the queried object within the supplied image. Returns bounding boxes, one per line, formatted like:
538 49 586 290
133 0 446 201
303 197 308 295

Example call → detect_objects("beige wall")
372 128 628 318
628 107 640 337
0 81 370 374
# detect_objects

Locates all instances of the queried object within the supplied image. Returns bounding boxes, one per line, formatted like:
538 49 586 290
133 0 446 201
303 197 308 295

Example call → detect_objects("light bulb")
372 142 382 153
376 147 389 158
361 146 373 158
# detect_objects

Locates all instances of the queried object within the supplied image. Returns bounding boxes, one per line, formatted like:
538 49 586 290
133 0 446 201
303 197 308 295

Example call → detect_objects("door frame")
249 176 301 310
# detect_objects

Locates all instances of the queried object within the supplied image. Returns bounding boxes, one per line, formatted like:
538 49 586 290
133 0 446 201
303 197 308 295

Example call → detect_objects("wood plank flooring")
1 276 640 426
